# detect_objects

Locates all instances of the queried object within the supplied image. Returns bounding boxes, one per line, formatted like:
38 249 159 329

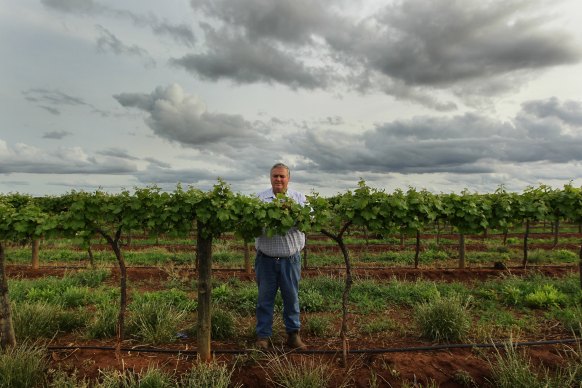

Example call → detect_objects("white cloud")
0 140 137 175
114 84 267 151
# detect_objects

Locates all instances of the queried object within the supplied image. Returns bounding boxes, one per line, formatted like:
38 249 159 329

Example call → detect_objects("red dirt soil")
7 264 581 387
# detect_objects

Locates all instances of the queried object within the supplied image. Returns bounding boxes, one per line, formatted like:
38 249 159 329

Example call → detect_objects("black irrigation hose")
47 338 581 356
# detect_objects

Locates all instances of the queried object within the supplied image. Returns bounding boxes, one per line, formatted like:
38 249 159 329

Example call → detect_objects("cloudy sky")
2 0 582 197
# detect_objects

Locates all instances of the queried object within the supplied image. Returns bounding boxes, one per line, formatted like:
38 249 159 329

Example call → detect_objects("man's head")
270 163 290 194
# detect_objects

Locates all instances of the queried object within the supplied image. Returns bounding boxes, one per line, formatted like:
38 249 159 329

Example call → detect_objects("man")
255 162 307 350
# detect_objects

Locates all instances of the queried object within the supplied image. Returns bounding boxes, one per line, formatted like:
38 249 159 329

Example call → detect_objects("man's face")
270 166 289 194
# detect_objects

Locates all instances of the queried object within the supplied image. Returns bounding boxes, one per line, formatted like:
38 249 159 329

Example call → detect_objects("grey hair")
270 162 290 178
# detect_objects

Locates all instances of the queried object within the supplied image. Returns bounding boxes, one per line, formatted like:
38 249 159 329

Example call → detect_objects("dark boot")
286 331 306 349
255 337 269 350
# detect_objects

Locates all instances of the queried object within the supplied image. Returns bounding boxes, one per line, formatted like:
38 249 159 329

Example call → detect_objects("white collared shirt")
255 188 306 257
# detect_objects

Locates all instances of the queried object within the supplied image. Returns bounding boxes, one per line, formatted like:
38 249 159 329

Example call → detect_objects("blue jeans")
255 251 301 338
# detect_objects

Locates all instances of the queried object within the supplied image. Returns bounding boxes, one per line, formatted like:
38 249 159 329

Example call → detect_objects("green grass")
299 288 326 312
47 369 91 388
0 342 48 388
127 297 189 344
263 353 339 388
4 243 582 386
467 251 511 264
5 246 87 264
96 367 176 388
302 276 473 312
131 288 197 311
476 273 582 309
526 248 578 264
4 245 195 266
414 292 472 342
523 284 568 308
9 271 110 306
13 302 88 340
360 315 397 335
304 315 333 337
180 360 241 388
209 307 237 340
208 274 533 340
301 276 343 304
93 275 582 338
7 230 582 270
217 283 259 316
358 251 414 265
64 268 109 286
549 306 582 335
487 341 582 387
212 252 241 265
473 301 535 341
301 253 345 266
85 302 118 339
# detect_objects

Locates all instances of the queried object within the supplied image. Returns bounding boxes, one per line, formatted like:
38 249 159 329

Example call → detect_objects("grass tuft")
0 342 48 388
96 366 176 388
263 353 343 388
487 338 582 388
47 369 90 388
305 315 333 337
128 299 187 344
180 359 241 388
85 302 118 339
13 302 87 340
414 292 471 342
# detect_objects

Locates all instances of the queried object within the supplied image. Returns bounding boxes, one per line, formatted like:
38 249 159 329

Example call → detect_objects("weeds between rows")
4 241 581 269
7 269 582 344
3 225 582 386
1 343 240 388
2 264 581 385
2 333 581 386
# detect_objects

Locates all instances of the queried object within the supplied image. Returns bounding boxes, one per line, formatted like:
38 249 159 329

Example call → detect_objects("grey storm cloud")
98 149 174 168
372 78 459 111
181 0 337 88
23 88 89 107
41 0 196 47
515 98 582 139
170 24 329 89
183 0 581 108
43 130 72 140
40 0 102 14
368 114 519 142
136 165 240 186
292 98 582 174
320 116 344 126
40 106 61 115
143 157 171 169
151 22 196 48
96 25 156 67
521 97 582 127
0 161 136 175
35 0 582 112
113 84 266 150
190 0 333 44
352 0 581 87
23 88 108 116
97 148 139 160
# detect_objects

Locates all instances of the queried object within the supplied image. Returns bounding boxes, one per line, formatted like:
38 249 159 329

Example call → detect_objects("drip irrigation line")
47 338 581 356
